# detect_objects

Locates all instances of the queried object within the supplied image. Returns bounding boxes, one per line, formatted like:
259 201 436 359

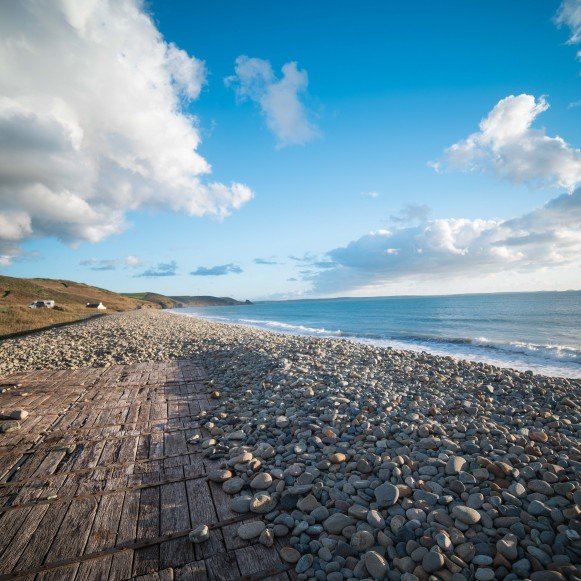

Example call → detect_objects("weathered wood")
0 360 285 581
235 544 289 580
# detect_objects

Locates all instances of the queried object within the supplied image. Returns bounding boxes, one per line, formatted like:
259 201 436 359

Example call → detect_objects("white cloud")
432 95 581 191
124 255 141 268
311 190 581 295
225 56 319 147
0 0 253 265
555 0 581 58
362 191 380 199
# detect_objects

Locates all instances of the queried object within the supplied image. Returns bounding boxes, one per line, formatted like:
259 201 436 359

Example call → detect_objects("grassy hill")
0 275 158 338
169 295 252 307
122 293 251 308
0 275 252 338
121 292 181 309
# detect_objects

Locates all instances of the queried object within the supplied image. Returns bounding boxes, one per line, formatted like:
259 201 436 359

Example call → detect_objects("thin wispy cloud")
190 263 243 276
254 257 279 265
311 190 581 294
225 56 320 147
80 259 117 272
0 0 252 266
389 204 432 224
555 0 581 60
361 191 380 199
137 261 178 278
431 94 581 191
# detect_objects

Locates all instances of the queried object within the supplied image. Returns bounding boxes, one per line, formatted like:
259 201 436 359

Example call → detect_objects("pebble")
237 521 265 540
295 554 313 574
452 505 481 524
422 550 444 573
222 477 244 494
250 472 272 490
1 310 579 581
8 409 28 420
364 550 389 579
189 524 210 543
208 469 232 483
280 547 301 563
374 482 399 507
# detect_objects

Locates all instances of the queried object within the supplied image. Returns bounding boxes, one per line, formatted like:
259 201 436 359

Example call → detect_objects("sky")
0 0 580 300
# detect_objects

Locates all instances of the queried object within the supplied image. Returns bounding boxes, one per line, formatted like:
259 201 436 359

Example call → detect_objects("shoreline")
0 309 579 383
170 310 580 381
0 310 580 579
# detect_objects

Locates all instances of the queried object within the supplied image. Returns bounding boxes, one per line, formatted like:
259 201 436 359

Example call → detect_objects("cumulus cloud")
190 263 243 276
137 261 178 278
225 56 319 147
311 190 581 294
432 95 581 191
124 255 141 268
0 0 253 266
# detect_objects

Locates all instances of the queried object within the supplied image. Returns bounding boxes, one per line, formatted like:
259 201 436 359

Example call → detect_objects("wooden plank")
132 485 160 576
235 544 288 580
185 478 225 559
174 560 207 580
204 552 240 581
159 480 194 569
108 489 139 580
44 496 99 563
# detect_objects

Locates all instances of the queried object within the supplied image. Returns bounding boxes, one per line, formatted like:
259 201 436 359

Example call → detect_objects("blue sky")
1 0 580 299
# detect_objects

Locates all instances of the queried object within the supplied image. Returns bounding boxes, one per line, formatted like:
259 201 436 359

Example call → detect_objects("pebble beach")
0 310 580 581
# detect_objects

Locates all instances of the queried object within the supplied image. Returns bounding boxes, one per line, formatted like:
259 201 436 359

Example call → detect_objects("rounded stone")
496 534 518 561
237 521 266 540
250 492 278 513
189 524 210 543
231 495 252 513
9 409 28 420
208 469 232 483
323 513 356 534
452 505 481 524
330 452 347 464
364 550 389 579
280 546 301 563
422 550 445 573
475 568 495 581
222 477 244 494
251 473 273 490
275 415 289 428
351 530 375 552
375 482 399 507
446 456 467 475
295 554 314 574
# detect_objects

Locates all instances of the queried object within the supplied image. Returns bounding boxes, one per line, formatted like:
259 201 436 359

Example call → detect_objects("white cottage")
28 300 55 309
86 302 107 310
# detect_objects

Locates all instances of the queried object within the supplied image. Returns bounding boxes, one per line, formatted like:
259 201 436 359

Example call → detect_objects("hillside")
0 275 159 338
0 275 252 338
122 293 252 308
121 292 182 309
169 296 252 307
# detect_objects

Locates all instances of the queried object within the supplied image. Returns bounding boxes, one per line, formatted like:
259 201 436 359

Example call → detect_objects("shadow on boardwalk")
0 359 293 581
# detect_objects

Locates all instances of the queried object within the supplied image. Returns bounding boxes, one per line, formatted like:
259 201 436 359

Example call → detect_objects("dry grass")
0 275 160 338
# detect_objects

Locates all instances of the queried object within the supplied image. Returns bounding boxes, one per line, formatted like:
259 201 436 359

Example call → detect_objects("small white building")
86 302 107 310
28 300 55 309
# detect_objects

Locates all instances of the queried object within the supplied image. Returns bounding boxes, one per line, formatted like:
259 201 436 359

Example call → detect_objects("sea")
171 291 581 378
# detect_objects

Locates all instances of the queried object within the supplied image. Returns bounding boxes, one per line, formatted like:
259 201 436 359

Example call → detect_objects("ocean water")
171 291 581 378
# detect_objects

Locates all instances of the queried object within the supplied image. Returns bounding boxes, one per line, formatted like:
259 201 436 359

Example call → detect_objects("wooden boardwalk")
0 360 292 581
